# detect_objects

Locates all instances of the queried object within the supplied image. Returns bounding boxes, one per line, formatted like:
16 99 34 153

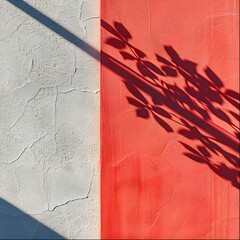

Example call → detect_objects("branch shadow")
102 20 240 189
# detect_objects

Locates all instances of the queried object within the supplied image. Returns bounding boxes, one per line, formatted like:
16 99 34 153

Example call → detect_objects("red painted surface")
101 0 239 239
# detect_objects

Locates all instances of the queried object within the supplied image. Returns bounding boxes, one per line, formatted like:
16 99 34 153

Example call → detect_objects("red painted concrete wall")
101 0 239 239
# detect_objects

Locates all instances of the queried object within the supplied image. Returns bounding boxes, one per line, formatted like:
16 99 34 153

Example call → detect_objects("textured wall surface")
0 0 100 238
101 0 239 239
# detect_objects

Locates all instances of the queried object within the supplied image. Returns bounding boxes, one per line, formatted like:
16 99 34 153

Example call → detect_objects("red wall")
101 0 239 238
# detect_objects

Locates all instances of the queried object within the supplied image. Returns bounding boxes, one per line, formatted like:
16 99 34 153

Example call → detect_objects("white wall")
0 0 100 238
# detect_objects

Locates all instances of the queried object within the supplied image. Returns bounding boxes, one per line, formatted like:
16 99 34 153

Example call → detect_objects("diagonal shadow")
0 198 64 239
7 0 100 60
6 0 239 189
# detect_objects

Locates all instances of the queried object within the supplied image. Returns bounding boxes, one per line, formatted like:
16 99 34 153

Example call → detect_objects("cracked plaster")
0 0 100 239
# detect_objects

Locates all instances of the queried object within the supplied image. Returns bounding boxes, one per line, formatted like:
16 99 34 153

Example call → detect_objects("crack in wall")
0 0 100 237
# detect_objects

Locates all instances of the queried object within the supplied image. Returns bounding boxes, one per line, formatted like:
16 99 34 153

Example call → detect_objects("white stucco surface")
0 0 100 238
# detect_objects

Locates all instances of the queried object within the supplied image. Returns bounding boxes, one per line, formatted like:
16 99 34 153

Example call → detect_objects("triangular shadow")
0 198 64 239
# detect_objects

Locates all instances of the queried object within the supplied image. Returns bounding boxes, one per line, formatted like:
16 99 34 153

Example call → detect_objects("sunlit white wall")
0 0 100 238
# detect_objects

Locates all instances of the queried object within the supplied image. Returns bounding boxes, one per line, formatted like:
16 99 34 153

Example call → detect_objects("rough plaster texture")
101 0 239 239
0 0 100 238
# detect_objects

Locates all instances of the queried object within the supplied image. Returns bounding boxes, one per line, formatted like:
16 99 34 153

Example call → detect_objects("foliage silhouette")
103 20 240 189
